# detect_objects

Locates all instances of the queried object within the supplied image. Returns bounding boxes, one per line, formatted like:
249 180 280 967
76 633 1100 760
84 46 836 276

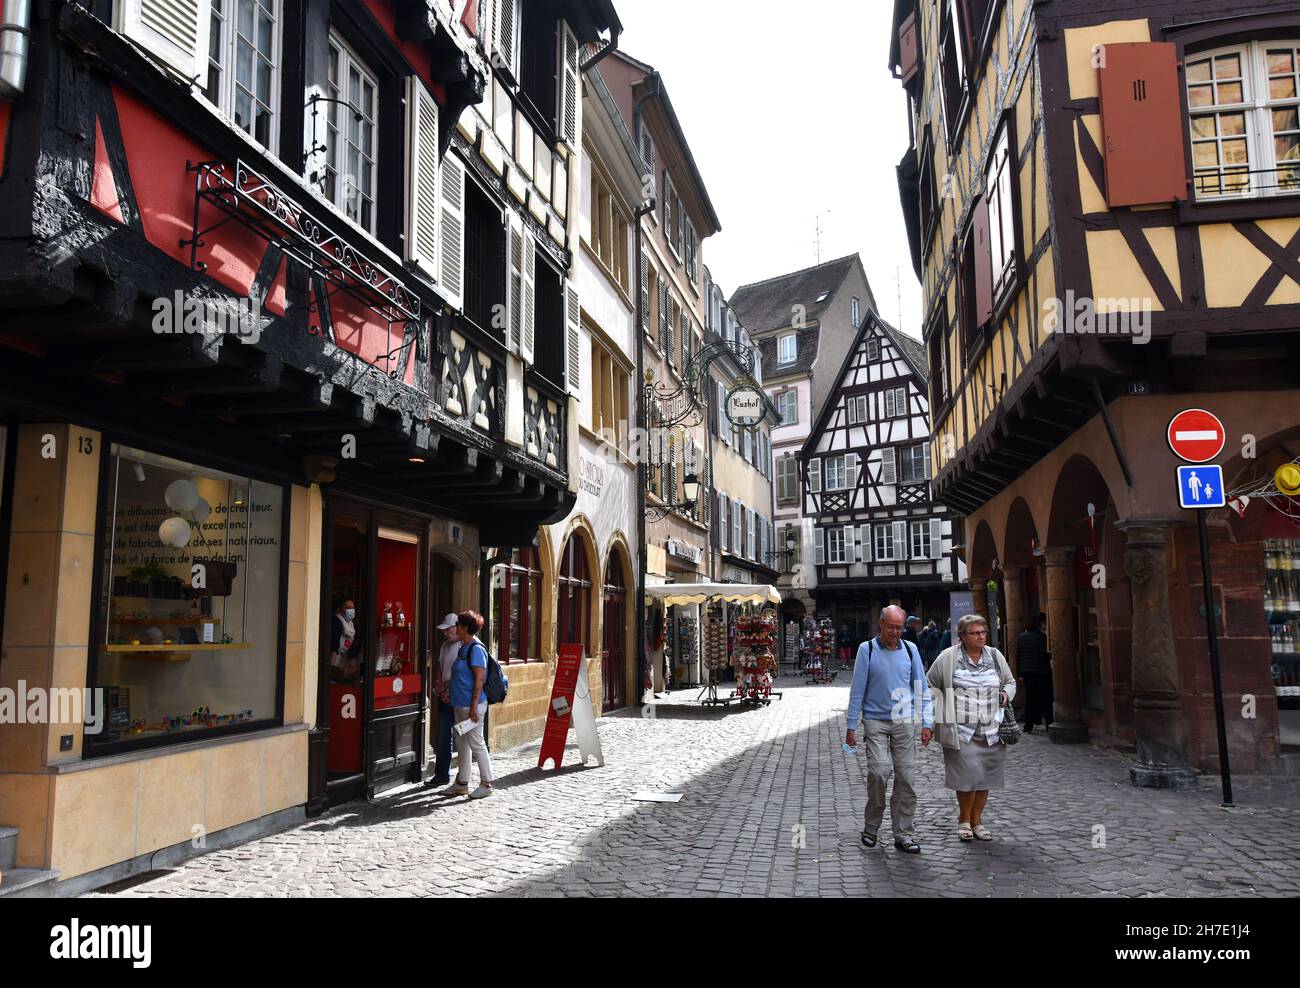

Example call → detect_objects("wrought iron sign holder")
180 158 424 379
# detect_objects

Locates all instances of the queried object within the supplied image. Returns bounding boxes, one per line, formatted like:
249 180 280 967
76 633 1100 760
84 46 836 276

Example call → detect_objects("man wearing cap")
903 615 921 649
426 613 462 787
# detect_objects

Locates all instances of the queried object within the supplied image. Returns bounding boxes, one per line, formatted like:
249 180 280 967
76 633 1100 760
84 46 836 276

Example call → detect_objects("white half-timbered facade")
801 311 965 633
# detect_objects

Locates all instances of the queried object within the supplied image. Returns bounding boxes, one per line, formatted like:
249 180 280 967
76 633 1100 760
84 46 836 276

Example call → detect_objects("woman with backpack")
446 611 495 799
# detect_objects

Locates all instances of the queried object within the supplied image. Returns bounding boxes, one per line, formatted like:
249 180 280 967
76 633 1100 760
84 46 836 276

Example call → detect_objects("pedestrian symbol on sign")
1177 465 1226 510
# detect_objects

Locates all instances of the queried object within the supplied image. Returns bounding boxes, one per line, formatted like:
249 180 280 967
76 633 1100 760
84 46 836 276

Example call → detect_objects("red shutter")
899 12 919 86
973 196 993 326
1099 42 1189 206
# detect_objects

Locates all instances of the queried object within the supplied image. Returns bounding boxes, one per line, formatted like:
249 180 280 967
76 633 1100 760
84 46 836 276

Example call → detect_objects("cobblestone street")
93 677 1300 898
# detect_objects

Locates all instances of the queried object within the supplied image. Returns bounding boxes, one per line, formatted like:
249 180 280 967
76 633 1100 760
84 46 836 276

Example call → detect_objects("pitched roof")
728 255 860 336
758 327 820 380
879 318 928 383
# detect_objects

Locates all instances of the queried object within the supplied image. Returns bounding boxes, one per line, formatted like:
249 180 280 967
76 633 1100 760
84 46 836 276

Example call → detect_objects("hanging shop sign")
725 382 766 427
667 538 703 565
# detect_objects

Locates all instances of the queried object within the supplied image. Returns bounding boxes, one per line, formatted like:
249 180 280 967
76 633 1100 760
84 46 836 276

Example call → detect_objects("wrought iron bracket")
646 339 759 428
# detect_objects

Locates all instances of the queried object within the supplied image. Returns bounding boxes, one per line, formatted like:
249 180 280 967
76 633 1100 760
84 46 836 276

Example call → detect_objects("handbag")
999 695 1023 745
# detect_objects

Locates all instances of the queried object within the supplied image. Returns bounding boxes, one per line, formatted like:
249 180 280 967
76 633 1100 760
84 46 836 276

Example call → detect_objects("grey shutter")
557 21 580 150
406 77 440 280
860 524 872 562
808 458 821 493
931 518 944 560
658 281 668 352
814 527 825 566
564 281 581 396
848 453 859 490
639 249 650 329
880 448 896 485
492 0 518 76
894 521 908 561
520 231 536 363
506 215 523 353
843 525 856 565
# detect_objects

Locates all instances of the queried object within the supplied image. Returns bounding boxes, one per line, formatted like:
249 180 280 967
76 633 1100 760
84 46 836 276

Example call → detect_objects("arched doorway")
602 548 628 710
558 532 593 655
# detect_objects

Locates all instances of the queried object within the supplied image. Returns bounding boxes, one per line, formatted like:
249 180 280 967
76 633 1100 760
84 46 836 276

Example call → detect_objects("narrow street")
93 678 1300 898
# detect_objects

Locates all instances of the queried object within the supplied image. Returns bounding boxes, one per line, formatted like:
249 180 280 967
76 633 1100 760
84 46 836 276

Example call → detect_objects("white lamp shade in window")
164 479 200 513
158 517 192 548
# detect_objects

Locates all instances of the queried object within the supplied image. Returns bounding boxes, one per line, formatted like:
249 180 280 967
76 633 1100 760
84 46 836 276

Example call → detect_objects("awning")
643 583 782 607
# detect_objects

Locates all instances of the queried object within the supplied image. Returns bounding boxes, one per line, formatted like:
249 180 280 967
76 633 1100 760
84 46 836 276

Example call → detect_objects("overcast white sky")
611 0 924 340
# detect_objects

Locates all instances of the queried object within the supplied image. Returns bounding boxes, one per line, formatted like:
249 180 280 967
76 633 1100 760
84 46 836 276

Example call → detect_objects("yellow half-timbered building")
892 0 1300 780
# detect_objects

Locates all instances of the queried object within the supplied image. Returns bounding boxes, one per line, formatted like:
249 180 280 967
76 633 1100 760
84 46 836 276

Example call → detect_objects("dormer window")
815 291 831 304
778 333 797 366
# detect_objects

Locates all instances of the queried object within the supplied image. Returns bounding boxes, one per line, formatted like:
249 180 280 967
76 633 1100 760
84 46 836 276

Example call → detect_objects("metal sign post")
1195 509 1233 808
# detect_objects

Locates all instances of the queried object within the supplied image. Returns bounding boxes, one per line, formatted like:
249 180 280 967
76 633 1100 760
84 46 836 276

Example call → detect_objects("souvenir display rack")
732 612 780 707
805 618 837 684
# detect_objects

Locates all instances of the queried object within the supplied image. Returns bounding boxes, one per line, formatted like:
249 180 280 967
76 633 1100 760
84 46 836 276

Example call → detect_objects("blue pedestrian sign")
1177 465 1226 510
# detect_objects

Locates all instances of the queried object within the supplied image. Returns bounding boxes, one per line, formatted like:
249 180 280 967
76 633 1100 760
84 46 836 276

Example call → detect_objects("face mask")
344 609 356 621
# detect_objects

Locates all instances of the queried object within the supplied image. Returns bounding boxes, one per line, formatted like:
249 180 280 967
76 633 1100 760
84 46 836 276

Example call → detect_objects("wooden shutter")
492 0 517 76
848 452 860 490
922 441 932 479
641 131 656 181
658 281 668 352
898 10 919 86
843 525 856 565
520 231 536 362
557 21 581 150
662 171 672 233
931 518 944 560
847 398 858 426
860 524 872 563
1099 43 1188 207
808 458 822 493
665 295 676 364
117 0 212 86
814 527 825 566
439 152 466 312
880 448 896 485
639 249 651 329
973 196 993 327
894 521 909 561
564 281 581 395
506 215 523 353
406 78 441 280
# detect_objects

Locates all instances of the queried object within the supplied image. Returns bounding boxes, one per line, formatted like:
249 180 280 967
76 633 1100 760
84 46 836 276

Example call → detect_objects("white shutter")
858 396 868 422
923 441 932 480
931 518 944 560
506 215 523 353
814 527 825 566
719 495 729 550
843 525 856 565
520 231 537 363
880 448 896 485
846 398 857 426
117 0 212 87
405 78 441 280
438 153 466 311
492 0 518 76
848 453 859 490
557 21 581 151
808 458 822 493
894 521 908 561
564 281 581 396
717 381 727 441
860 524 872 562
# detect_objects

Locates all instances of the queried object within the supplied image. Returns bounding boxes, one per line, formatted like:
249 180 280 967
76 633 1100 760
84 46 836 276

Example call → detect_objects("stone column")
1122 523 1199 789
968 579 989 622
1003 567 1027 673
1043 547 1088 743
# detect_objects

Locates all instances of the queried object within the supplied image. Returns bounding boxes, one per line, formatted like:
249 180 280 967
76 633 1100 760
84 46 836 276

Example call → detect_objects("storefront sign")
579 456 605 498
948 591 974 637
538 645 604 771
667 538 703 564
726 383 765 427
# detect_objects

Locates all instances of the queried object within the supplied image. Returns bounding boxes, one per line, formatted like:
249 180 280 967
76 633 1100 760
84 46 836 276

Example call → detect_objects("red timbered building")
892 0 1300 780
0 0 619 892
801 310 964 641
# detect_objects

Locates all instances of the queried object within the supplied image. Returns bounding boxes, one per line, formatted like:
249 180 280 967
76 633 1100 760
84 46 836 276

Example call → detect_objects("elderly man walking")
845 605 934 853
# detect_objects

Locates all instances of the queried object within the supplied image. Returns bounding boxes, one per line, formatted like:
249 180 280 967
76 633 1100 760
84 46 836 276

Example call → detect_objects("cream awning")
643 583 782 607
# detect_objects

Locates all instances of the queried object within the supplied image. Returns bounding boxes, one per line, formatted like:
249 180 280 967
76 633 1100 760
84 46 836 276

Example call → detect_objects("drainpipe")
0 0 31 101
632 71 662 174
633 199 655 705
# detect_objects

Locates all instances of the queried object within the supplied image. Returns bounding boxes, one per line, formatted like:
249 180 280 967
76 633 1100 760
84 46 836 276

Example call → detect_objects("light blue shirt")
450 640 488 709
846 636 934 729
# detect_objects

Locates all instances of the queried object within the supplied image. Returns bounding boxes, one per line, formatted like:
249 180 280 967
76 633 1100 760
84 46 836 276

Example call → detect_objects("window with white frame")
776 390 798 425
884 386 908 418
1187 42 1300 199
203 0 281 151
778 333 797 365
987 123 1016 294
824 454 847 491
911 520 933 560
852 296 861 328
778 457 799 502
900 443 930 483
323 33 379 233
846 395 868 425
827 526 848 565
875 523 900 562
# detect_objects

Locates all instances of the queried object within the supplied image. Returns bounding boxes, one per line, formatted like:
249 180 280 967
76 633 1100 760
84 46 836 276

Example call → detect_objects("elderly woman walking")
926 614 1016 842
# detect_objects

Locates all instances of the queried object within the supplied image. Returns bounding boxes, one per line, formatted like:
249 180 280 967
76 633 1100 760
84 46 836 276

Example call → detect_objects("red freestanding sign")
1167 409 1226 464
538 644 584 770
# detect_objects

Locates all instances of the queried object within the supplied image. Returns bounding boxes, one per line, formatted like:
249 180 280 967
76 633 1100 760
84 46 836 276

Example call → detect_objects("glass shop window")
91 444 285 753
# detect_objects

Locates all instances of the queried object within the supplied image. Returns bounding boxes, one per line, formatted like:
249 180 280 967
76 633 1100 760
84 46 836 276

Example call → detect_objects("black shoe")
425 777 451 788
860 830 879 848
894 838 922 854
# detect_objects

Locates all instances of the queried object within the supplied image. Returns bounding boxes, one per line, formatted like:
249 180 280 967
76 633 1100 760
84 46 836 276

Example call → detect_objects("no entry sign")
1167 409 1226 464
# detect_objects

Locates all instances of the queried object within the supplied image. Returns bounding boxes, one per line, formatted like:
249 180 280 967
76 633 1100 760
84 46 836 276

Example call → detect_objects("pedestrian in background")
927 614 1016 842
919 620 940 670
903 615 921 649
845 605 933 854
838 623 854 669
425 613 462 788
1016 612 1053 733
446 611 495 799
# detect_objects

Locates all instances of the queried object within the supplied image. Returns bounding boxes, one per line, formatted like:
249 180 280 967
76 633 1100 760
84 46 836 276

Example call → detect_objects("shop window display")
91 445 284 752
1266 538 1300 746
491 547 543 663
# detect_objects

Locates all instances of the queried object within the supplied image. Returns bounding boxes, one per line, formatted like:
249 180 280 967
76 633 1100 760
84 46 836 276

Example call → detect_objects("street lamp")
766 526 799 571
646 471 700 522
682 471 700 509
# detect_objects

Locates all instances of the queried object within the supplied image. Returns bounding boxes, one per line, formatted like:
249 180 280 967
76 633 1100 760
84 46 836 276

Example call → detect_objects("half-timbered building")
891 0 1300 778
801 310 963 641
0 0 620 892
